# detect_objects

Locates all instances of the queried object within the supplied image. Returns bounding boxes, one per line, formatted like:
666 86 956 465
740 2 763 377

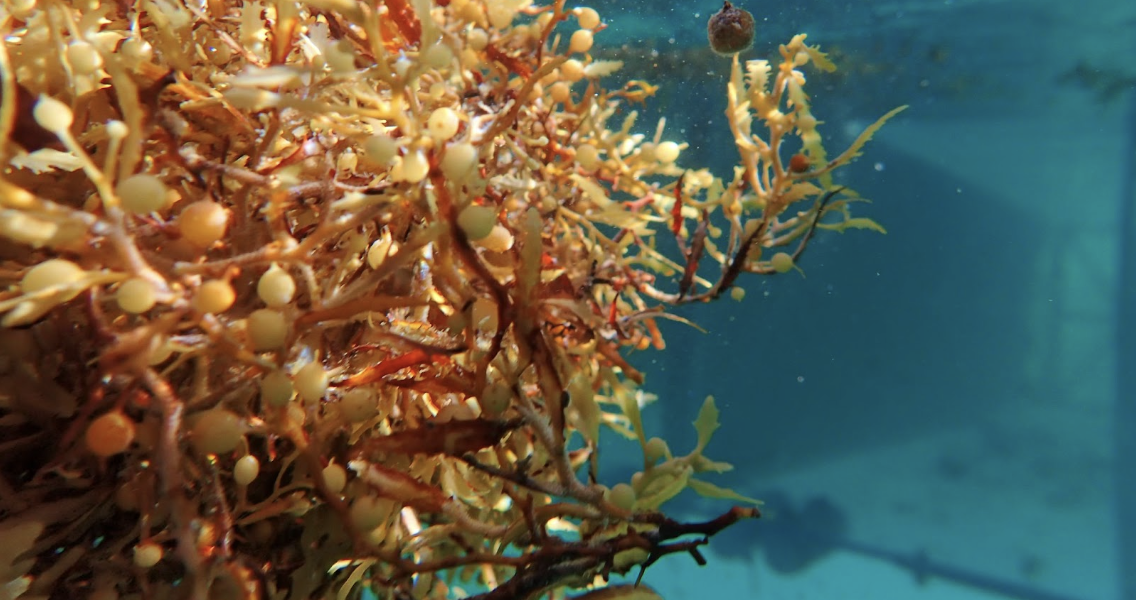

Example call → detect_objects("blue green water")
581 0 1136 599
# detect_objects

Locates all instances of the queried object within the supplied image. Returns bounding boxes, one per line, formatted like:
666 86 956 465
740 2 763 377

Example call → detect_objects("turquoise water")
580 1 1136 599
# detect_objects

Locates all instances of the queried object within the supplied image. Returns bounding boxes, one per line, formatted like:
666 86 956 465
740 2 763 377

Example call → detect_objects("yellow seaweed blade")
571 584 664 600
820 217 889 235
688 478 763 506
804 44 838 73
834 105 910 166
692 395 720 453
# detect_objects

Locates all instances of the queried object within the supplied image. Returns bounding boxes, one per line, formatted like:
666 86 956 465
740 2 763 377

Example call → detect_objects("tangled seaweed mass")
0 0 903 598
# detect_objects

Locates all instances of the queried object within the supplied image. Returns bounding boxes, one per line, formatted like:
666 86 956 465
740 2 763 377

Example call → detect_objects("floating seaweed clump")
0 1 902 598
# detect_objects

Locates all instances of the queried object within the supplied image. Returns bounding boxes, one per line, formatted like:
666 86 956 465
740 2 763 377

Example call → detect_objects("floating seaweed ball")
707 1 755 56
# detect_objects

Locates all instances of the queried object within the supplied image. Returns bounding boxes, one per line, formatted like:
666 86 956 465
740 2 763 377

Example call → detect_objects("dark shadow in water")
709 491 1087 600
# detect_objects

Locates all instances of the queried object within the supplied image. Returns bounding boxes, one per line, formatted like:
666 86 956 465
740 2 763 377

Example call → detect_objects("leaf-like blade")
819 217 888 234
617 388 648 448
634 465 692 511
571 584 664 600
690 454 734 474
688 478 762 506
692 395 720 453
830 105 908 167
803 44 837 73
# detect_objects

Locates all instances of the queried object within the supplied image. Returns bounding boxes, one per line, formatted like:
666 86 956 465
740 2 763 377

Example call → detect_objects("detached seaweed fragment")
0 1 903 599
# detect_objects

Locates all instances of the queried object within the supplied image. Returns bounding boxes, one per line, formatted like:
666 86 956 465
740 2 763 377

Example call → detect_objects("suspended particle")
707 1 755 56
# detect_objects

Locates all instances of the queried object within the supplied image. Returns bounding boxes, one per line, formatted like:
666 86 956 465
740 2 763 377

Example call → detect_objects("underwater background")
582 0 1136 599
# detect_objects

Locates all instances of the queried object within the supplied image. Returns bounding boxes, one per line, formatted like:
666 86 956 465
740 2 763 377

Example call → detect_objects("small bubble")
797 376 805 383
874 162 885 172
